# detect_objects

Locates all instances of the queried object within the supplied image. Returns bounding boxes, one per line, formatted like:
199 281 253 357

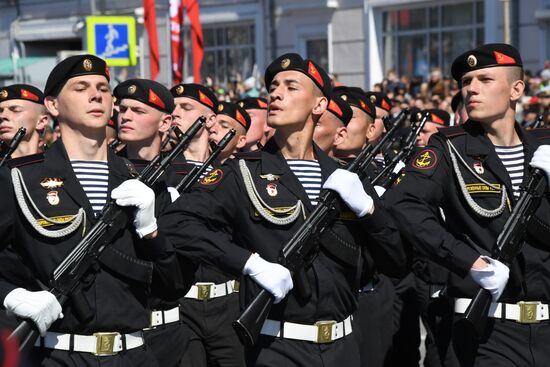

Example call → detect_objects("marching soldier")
365 91 392 146
169 83 218 185
208 101 251 162
385 44 550 366
152 53 406 366
0 54 185 366
113 78 196 367
415 109 450 148
312 95 353 155
0 84 49 158
237 97 269 151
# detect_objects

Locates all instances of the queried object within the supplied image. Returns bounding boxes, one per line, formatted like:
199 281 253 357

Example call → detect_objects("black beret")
170 83 219 112
451 92 463 113
45 54 110 97
264 53 332 97
0 84 44 104
237 97 268 110
114 79 174 114
365 91 392 112
333 86 376 120
217 101 251 131
424 109 450 126
326 97 353 126
451 43 523 81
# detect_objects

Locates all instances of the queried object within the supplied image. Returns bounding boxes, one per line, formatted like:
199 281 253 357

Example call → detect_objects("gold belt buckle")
314 320 336 344
232 280 240 292
93 332 121 356
518 302 540 324
196 282 214 301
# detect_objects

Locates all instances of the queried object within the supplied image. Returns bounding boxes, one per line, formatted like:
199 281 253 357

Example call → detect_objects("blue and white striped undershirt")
287 160 322 206
70 160 109 213
494 144 524 199
187 159 213 179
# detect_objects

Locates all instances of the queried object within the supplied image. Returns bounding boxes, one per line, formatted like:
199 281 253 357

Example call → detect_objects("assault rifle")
372 110 429 187
455 168 548 338
232 109 409 347
175 128 236 193
9 117 206 352
0 127 26 167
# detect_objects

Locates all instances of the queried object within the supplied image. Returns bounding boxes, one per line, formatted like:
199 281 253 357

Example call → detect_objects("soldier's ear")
334 126 347 146
158 113 171 133
312 96 328 116
510 79 525 102
44 96 60 118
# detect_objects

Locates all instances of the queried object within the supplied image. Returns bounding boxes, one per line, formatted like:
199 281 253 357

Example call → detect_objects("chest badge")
266 182 278 197
46 191 60 206
40 177 64 190
473 160 485 175
260 173 280 182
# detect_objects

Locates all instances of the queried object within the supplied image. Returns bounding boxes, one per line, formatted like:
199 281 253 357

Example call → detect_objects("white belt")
150 306 180 327
34 331 144 356
260 315 353 344
184 280 239 301
455 298 550 324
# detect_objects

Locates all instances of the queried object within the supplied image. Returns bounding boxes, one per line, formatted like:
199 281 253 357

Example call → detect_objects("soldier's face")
461 67 523 123
267 71 320 129
209 114 245 155
47 75 112 130
416 121 440 148
172 96 212 142
340 106 370 152
118 99 169 143
313 113 341 154
367 106 388 144
0 100 46 142
244 108 267 147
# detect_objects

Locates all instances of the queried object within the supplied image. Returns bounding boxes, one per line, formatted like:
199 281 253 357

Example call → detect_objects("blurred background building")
0 0 549 90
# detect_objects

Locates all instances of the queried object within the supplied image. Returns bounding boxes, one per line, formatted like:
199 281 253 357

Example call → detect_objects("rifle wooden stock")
232 110 409 347
0 127 26 167
456 169 547 338
8 117 206 352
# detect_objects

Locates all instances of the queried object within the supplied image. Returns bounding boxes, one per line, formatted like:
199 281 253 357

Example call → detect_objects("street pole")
502 0 510 44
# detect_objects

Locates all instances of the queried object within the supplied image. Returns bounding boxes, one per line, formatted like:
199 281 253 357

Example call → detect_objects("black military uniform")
385 44 550 366
113 78 197 367
168 83 245 367
0 55 185 366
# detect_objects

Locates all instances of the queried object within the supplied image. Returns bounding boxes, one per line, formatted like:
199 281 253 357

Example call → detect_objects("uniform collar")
259 138 339 212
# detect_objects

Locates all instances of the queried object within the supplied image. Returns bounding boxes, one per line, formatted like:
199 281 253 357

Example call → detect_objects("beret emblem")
82 59 93 71
467 55 477 68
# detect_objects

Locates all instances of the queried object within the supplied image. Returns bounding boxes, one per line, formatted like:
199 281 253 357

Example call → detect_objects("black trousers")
452 315 550 367
391 273 421 367
179 293 245 367
353 274 395 367
247 334 360 367
143 321 189 367
415 278 459 367
26 345 159 367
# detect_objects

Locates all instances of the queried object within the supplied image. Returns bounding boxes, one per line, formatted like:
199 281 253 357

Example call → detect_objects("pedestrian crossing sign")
86 16 137 67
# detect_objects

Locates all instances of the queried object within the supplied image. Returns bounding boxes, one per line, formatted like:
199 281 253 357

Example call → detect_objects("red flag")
185 0 203 83
169 0 185 84
144 0 160 80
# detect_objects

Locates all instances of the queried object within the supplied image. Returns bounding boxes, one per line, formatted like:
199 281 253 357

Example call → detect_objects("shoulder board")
6 153 45 168
529 128 550 141
438 126 465 139
234 150 261 160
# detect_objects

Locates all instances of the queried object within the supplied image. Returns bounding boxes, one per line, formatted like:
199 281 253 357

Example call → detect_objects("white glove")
470 256 510 301
112 179 157 238
323 169 374 217
392 160 406 174
3 288 63 336
529 145 550 181
374 185 386 197
243 253 293 304
167 187 180 203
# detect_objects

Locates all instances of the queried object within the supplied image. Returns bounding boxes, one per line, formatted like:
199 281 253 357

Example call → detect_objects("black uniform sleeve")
384 134 480 277
361 182 408 277
0 168 19 300
158 163 253 276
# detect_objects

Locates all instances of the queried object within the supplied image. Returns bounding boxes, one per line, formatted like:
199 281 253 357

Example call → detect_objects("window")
185 23 255 85
306 39 329 72
382 1 484 77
